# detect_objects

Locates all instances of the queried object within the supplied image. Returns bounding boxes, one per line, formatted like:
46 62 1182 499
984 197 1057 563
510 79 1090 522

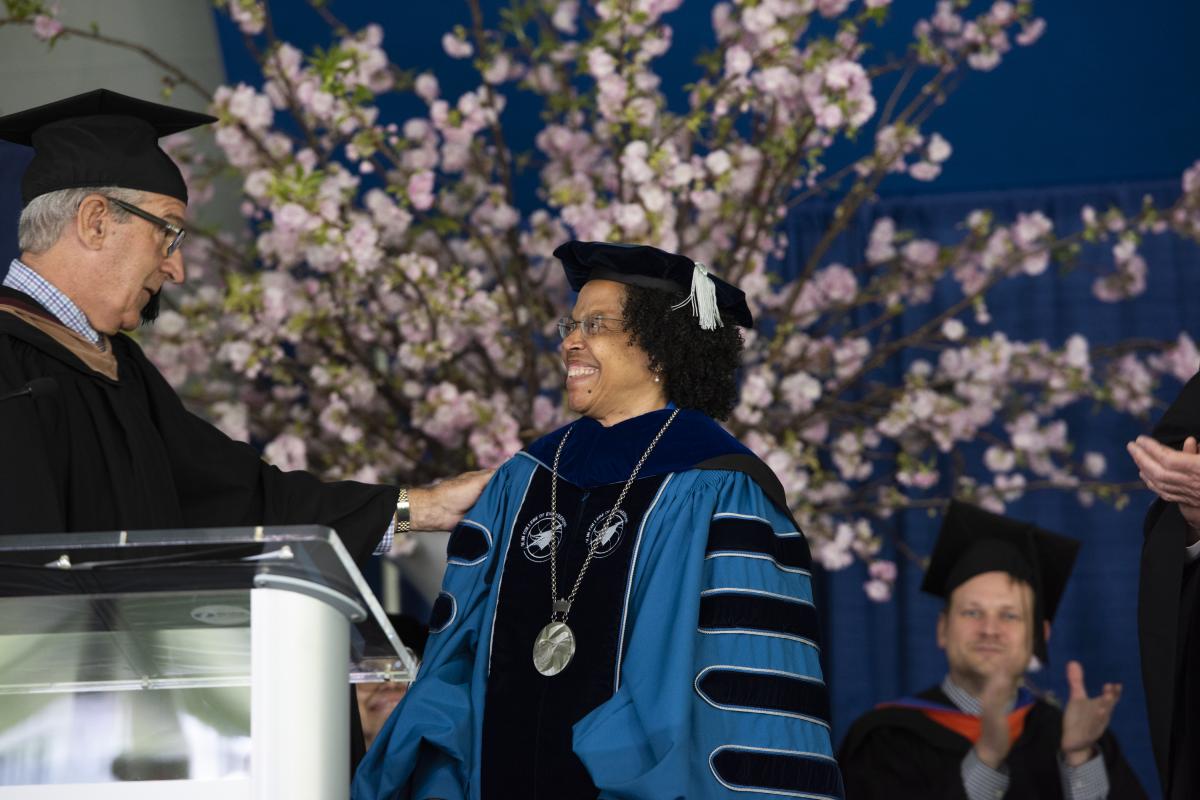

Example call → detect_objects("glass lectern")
0 526 416 800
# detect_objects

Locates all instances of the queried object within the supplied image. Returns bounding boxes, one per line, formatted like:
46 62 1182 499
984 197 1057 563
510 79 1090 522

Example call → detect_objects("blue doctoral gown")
353 408 843 800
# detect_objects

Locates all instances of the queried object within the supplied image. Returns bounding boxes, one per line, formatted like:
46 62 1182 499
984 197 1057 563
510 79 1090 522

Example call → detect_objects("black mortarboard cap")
0 89 216 204
553 240 755 329
921 500 1080 663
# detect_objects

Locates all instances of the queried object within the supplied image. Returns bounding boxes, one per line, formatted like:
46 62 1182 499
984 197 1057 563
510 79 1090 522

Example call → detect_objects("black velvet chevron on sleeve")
696 667 830 727
706 516 811 571
429 591 456 633
446 521 491 564
711 747 844 798
698 591 820 643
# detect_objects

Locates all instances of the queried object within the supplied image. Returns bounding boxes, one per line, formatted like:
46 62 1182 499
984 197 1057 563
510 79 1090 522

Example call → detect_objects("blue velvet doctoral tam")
353 408 844 800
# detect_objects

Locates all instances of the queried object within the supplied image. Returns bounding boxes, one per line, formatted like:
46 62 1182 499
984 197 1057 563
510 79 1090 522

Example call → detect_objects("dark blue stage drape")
783 178 1200 795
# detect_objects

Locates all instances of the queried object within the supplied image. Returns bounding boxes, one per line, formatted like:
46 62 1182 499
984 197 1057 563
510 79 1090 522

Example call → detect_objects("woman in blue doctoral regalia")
353 242 844 800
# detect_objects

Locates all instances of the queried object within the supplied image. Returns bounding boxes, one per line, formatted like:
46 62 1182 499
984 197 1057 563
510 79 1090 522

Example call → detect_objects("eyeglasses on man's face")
106 196 186 257
557 314 626 340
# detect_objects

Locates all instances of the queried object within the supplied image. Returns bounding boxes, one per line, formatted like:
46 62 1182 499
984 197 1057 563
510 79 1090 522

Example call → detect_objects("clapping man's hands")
1060 660 1121 767
973 647 1031 769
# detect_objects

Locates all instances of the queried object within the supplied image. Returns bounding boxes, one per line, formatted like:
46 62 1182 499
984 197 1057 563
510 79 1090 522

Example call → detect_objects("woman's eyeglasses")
557 315 626 340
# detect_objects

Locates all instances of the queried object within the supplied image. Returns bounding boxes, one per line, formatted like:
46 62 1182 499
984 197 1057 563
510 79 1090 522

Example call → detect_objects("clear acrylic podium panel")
0 526 415 787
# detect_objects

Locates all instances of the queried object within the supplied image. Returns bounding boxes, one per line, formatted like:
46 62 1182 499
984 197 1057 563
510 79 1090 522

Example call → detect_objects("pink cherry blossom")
927 133 953 163
223 0 264 36
1016 18 1047 47
704 149 732 176
1182 160 1200 194
866 218 897 263
1149 334 1200 383
869 560 898 582
724 45 753 77
442 32 473 59
265 433 308 471
32 13 63 41
864 579 892 602
941 319 966 341
406 170 436 210
415 73 440 103
909 161 940 181
552 1 579 33
1083 452 1106 478
587 47 617 79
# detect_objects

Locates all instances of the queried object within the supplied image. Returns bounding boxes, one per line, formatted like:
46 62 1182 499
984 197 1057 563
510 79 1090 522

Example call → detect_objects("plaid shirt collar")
941 674 1016 716
3 259 104 350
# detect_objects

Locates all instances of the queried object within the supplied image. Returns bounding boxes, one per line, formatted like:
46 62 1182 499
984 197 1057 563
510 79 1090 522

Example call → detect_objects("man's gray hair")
17 186 143 254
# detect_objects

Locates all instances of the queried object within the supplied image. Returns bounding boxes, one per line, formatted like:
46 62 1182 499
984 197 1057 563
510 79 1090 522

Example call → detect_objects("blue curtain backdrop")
784 178 1200 795
3 1 1200 796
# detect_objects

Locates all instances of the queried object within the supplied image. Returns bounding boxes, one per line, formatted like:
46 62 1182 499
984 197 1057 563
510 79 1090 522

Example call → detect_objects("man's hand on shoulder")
409 469 495 531
1060 659 1121 767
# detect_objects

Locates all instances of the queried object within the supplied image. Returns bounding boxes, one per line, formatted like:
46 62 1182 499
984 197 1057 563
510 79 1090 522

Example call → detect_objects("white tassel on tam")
670 261 723 330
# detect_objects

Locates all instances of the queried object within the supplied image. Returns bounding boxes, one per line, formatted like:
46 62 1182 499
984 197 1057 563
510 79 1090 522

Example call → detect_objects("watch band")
394 486 411 536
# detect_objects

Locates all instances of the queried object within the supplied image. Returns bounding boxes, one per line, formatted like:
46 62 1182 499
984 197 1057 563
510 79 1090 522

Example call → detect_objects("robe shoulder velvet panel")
837 686 1146 800
0 286 396 564
353 409 843 800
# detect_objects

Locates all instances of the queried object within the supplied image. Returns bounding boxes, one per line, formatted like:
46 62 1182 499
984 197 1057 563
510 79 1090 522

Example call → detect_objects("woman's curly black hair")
621 284 744 420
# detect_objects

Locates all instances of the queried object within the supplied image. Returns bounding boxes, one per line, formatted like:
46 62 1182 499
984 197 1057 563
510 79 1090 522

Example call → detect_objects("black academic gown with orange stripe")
837 686 1145 800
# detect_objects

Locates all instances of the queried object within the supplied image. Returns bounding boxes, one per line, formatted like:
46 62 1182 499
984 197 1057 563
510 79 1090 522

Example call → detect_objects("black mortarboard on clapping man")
0 88 216 205
552 240 755 330
921 499 1081 664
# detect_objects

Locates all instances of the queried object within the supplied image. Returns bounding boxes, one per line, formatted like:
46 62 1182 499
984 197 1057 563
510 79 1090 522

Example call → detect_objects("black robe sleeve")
0 345 65 536
1138 498 1200 799
0 314 397 565
119 337 399 565
838 709 970 800
1094 727 1152 800
0 327 76 536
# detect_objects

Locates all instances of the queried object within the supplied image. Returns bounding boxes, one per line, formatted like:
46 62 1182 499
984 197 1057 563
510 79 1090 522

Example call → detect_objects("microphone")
0 377 58 403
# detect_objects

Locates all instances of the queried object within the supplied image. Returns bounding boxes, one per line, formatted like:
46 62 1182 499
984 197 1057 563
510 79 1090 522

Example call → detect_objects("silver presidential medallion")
532 621 576 676
535 409 679 678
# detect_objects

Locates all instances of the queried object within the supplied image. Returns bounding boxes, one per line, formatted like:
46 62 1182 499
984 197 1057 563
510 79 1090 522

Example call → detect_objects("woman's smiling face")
560 279 667 427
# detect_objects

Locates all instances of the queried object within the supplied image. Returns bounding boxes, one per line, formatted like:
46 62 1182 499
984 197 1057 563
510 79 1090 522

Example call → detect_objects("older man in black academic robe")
0 89 489 771
0 89 487 554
